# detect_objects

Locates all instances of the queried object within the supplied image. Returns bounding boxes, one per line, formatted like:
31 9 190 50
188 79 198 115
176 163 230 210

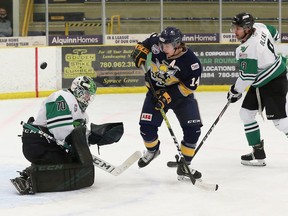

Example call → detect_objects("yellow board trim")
0 91 56 100
0 85 230 100
96 85 231 94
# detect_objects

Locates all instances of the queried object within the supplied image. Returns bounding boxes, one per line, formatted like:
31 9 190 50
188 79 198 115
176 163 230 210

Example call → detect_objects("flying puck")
40 62 47 69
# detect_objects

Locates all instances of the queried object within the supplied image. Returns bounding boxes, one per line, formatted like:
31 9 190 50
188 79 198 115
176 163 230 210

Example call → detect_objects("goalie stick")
20 121 141 176
92 151 142 176
141 56 218 191
167 101 231 168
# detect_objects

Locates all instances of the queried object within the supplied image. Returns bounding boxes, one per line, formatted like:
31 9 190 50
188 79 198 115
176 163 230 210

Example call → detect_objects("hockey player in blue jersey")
131 26 203 181
227 12 288 166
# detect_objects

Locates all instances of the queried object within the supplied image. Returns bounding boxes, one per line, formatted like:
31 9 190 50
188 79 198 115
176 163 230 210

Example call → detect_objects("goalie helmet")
70 76 97 112
159 27 183 48
232 12 254 29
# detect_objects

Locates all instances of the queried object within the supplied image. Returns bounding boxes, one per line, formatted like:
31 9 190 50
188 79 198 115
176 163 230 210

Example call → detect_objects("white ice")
1 92 288 216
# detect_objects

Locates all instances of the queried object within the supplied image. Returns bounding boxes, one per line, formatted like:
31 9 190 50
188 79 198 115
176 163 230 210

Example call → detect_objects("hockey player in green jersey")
11 76 124 194
227 12 287 166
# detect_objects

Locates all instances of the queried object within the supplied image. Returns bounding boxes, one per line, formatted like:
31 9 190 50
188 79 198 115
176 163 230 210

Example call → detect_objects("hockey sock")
244 121 261 146
180 141 196 163
144 139 160 152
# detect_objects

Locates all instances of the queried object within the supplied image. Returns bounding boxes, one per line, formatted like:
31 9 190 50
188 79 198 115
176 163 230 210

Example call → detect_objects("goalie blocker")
11 121 124 194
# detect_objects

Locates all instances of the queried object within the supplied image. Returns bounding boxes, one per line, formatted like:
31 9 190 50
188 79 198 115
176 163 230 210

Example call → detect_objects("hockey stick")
167 100 231 167
92 151 142 176
20 121 141 176
141 56 218 191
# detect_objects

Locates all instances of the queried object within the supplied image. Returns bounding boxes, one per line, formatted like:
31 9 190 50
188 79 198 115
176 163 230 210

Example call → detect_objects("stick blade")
167 161 178 168
111 151 142 176
195 180 219 191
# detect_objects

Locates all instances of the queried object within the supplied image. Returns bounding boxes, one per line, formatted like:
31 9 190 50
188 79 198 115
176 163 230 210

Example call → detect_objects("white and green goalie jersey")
34 89 89 141
234 23 287 93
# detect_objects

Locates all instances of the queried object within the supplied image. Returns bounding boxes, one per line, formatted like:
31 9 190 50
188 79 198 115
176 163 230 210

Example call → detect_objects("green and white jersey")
34 89 88 141
234 23 287 93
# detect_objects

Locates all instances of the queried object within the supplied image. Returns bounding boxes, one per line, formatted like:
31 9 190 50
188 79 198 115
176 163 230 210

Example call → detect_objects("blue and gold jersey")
142 35 202 98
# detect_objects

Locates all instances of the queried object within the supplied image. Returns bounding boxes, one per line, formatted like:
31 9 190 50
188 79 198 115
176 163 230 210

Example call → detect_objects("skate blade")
177 175 202 182
241 159 266 166
10 179 35 195
10 179 25 195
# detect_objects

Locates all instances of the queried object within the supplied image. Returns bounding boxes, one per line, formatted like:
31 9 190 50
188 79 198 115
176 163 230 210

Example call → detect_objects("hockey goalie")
10 76 124 195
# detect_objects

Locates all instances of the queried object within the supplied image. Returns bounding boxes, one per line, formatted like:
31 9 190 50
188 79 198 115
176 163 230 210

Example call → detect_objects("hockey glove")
155 90 172 110
227 84 242 103
73 119 86 128
88 122 124 146
131 43 149 68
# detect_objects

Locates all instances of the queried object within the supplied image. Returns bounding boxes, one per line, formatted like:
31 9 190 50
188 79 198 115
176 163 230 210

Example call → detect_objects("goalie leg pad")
29 163 94 193
28 126 95 193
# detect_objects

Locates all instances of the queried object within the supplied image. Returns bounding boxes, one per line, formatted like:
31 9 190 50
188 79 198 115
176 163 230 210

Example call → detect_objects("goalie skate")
10 177 35 195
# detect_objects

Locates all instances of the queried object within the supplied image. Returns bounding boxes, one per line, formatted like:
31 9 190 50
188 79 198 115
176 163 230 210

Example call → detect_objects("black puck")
40 62 47 69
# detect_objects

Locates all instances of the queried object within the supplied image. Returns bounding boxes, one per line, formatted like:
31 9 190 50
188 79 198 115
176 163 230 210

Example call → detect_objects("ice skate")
10 176 34 195
241 140 266 166
138 149 160 168
10 168 35 195
177 159 202 182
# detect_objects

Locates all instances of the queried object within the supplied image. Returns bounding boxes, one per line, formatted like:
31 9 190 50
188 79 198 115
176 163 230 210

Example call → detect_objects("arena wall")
0 41 287 99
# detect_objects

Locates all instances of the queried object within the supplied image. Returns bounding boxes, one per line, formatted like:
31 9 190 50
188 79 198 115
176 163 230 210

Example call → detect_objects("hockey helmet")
232 12 254 29
71 76 97 112
159 27 183 48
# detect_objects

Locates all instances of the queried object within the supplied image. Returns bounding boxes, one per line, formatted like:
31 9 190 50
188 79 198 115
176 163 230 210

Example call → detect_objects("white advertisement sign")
221 33 238 43
0 36 46 47
105 34 150 45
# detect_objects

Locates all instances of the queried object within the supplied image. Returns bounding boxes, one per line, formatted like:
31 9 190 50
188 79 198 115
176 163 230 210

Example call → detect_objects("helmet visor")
74 86 95 111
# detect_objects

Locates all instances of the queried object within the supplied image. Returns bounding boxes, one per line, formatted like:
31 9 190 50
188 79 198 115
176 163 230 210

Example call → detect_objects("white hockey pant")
240 108 288 135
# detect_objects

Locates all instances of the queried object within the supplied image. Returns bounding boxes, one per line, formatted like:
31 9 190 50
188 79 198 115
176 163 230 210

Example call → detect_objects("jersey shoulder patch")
191 62 200 70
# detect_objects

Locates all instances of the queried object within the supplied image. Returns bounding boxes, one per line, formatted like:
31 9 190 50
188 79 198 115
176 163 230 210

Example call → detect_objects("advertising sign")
221 33 238 43
105 34 150 45
0 36 46 47
105 33 220 44
62 46 143 88
62 44 240 88
183 33 219 43
188 44 239 84
281 33 288 43
49 35 103 46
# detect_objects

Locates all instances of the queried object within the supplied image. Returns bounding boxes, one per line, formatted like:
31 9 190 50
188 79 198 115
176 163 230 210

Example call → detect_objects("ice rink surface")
1 92 288 216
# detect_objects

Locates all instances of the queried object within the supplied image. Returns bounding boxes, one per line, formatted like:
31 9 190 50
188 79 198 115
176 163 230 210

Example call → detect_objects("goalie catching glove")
227 84 242 103
131 43 150 68
154 89 172 110
88 122 124 146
